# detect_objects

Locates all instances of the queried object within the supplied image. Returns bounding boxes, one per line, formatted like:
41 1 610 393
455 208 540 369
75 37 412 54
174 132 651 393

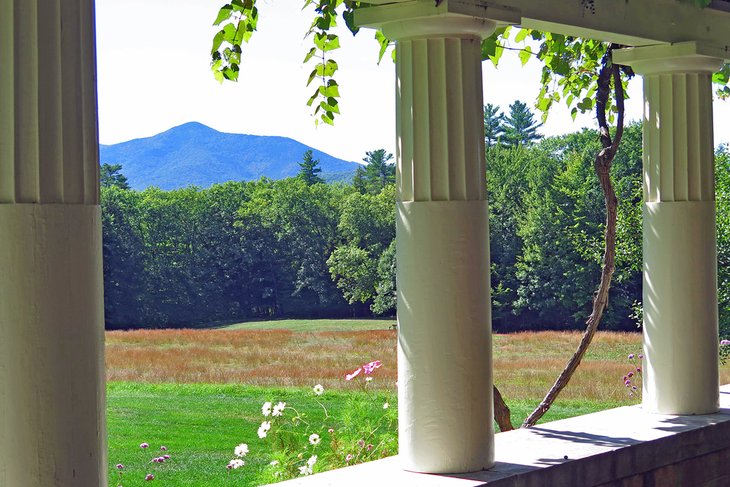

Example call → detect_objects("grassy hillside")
222 318 396 332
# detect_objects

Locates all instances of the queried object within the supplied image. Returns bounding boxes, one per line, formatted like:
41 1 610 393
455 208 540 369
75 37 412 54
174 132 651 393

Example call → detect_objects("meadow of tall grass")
108 327 721 401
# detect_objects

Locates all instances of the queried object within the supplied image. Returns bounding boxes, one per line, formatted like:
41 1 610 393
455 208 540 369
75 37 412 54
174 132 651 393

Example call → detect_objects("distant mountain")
99 122 360 190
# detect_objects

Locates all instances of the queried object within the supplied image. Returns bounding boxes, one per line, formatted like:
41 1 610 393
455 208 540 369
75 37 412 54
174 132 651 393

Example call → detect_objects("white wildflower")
257 421 271 439
262 401 272 417
309 433 321 445
272 401 286 417
234 443 249 457
313 384 324 396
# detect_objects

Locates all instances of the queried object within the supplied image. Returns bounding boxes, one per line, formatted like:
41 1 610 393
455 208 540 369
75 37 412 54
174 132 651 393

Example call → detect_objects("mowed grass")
106 384 618 486
222 318 396 332
107 382 395 486
106 323 730 485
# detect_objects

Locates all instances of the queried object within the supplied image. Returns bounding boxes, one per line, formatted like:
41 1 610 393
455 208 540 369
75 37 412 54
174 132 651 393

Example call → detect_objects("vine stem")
521 44 625 428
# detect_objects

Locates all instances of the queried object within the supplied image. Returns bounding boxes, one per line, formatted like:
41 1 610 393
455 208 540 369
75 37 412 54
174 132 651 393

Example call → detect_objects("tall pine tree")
354 149 395 194
484 103 505 148
502 100 543 147
100 163 131 190
297 150 324 185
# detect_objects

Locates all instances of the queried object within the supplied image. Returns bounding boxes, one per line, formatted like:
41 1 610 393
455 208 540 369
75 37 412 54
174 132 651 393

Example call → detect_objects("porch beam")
357 0 730 50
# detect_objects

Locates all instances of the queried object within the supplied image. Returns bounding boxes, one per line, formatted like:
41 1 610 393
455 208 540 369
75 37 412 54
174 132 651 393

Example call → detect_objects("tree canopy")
99 132 730 331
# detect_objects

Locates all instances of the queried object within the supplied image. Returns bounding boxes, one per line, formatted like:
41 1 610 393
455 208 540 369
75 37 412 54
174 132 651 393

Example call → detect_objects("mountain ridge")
99 122 359 190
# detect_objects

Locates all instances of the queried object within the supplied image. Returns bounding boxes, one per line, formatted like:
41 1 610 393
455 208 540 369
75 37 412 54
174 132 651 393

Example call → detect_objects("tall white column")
377 16 496 473
615 42 724 415
0 1 107 485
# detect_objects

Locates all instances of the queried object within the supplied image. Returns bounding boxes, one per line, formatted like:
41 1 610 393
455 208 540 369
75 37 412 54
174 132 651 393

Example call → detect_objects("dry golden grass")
106 329 730 403
106 329 398 390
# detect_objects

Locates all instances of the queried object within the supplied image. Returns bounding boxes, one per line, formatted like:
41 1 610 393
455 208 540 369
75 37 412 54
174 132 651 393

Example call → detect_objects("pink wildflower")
345 367 362 381
145 473 155 481
140 443 149 449
363 360 382 375
116 464 124 470
160 446 167 451
345 454 354 462
163 455 170 460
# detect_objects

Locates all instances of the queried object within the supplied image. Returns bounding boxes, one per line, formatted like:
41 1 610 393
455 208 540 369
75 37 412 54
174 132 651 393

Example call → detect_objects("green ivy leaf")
518 46 532 66
343 5 359 35
212 30 225 54
303 48 317 64
214 5 233 25
514 28 530 43
323 35 340 52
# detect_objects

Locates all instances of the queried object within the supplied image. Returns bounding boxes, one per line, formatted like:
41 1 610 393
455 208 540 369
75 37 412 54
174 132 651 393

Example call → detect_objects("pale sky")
95 0 730 163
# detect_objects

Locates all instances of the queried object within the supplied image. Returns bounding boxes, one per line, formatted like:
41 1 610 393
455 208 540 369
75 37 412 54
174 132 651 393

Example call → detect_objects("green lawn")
107 382 621 486
222 318 396 332
108 382 397 486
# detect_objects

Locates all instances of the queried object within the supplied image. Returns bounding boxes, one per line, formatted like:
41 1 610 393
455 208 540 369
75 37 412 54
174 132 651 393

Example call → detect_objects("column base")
396 200 494 473
0 204 106 486
643 201 719 415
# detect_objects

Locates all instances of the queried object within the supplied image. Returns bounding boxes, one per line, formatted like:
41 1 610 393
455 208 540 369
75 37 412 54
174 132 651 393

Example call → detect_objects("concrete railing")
270 384 730 486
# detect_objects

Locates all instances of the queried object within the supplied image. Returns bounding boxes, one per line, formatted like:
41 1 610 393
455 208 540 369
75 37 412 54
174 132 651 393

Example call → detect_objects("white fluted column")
0 1 107 485
373 15 496 473
614 42 724 415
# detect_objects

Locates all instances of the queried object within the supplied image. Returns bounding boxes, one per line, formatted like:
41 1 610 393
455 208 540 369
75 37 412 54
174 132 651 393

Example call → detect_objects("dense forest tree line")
101 119 730 334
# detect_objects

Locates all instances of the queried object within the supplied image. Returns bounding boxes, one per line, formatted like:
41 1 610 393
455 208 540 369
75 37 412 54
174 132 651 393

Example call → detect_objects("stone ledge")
269 385 730 486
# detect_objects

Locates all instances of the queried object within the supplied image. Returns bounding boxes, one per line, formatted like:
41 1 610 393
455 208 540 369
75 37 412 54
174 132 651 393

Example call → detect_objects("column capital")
613 41 725 75
355 0 517 40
